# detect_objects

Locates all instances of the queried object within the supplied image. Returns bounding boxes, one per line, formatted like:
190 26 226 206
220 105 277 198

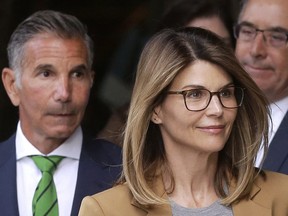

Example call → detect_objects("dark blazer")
263 111 288 174
79 171 288 216
0 133 122 216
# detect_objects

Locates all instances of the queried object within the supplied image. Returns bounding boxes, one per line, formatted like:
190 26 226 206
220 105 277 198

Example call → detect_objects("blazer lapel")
0 134 20 215
233 199 271 216
263 111 288 173
231 176 271 216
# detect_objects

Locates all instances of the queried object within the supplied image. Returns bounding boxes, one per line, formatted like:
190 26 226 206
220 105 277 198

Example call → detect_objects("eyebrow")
181 82 235 90
33 64 90 75
70 64 89 73
34 64 54 72
239 21 288 33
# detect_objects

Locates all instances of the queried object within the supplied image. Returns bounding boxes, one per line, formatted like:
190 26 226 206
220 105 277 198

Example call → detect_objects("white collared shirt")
255 96 288 167
16 122 82 216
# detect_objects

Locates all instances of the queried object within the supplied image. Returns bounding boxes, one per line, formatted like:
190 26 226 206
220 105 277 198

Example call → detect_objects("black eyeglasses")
167 86 245 112
234 23 288 48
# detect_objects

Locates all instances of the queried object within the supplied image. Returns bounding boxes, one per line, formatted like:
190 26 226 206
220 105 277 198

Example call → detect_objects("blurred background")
0 0 239 141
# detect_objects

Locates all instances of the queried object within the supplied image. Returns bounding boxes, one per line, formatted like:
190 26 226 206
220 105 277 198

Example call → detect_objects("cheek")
228 110 238 128
73 86 91 107
20 85 48 106
235 42 248 58
157 98 185 123
273 52 288 72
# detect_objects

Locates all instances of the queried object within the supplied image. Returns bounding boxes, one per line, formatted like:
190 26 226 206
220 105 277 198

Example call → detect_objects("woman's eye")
186 90 203 99
220 89 233 97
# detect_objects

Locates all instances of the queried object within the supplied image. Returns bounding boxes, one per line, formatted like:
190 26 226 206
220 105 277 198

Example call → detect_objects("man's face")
235 0 288 102
15 33 93 145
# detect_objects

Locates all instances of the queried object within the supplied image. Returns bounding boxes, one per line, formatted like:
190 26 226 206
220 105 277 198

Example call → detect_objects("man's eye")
240 26 254 35
41 70 51 77
270 32 287 41
72 71 84 78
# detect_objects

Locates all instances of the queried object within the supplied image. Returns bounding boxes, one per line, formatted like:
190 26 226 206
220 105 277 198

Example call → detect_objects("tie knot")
30 155 64 173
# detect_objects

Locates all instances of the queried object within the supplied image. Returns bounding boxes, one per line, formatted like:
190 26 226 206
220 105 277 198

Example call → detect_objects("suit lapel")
263 111 288 173
0 134 20 215
71 137 122 216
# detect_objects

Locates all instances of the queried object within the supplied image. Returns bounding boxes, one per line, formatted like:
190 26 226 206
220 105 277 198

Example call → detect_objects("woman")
79 27 288 215
98 0 235 147
158 0 235 47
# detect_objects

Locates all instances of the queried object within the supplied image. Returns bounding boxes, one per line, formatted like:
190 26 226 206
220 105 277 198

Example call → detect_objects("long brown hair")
121 27 270 206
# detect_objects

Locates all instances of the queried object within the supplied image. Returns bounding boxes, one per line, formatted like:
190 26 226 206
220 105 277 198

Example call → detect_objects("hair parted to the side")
6 10 94 88
120 27 270 207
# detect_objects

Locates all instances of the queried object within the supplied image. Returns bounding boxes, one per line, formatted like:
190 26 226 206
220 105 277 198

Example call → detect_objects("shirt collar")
270 96 288 117
269 96 288 135
16 122 82 160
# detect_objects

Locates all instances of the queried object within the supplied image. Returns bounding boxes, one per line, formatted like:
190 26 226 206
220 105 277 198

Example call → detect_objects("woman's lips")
197 125 225 134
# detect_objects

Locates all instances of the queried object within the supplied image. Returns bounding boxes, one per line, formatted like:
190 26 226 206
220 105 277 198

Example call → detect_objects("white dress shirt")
16 122 82 216
255 96 288 167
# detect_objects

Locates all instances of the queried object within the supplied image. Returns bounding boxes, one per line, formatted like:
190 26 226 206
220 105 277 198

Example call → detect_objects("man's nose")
250 32 268 58
53 77 71 102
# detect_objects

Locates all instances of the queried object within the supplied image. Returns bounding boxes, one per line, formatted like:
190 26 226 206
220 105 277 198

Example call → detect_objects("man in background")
235 0 288 174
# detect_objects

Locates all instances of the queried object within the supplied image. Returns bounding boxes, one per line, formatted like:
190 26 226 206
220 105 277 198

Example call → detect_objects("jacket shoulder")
0 134 16 166
82 137 122 165
255 170 288 195
252 170 288 210
79 184 146 216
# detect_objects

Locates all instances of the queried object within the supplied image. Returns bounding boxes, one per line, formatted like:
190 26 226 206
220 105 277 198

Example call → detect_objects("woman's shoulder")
79 184 146 216
91 183 133 203
232 170 288 215
253 170 288 200
255 170 288 188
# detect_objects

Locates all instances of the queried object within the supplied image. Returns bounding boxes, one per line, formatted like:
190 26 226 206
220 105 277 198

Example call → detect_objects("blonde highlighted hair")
120 27 270 207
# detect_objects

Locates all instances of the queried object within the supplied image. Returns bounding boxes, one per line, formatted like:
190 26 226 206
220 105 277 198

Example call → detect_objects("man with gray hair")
0 10 121 215
234 0 288 174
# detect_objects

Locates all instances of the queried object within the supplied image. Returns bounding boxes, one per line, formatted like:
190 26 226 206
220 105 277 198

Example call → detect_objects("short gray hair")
7 10 94 87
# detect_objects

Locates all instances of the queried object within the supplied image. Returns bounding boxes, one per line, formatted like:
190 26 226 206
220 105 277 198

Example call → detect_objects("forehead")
23 33 88 61
239 0 288 28
171 60 232 88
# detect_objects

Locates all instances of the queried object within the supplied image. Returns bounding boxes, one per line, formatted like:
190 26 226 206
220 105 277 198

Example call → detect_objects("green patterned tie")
30 155 64 216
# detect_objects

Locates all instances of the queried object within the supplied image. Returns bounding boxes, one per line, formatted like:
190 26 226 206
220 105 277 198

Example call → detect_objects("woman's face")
153 60 237 154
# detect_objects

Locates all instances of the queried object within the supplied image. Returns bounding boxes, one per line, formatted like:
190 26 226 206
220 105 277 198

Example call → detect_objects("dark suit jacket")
263 111 288 174
0 133 122 216
79 171 288 216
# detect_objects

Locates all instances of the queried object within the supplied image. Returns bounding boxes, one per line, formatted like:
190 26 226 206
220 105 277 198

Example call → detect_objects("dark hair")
158 0 235 46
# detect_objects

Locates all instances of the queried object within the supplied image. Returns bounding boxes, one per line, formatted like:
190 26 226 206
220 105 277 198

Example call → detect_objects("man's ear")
151 106 162 124
2 67 20 106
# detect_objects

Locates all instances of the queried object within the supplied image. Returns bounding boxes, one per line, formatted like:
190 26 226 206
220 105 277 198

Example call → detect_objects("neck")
24 132 65 154
163 150 219 208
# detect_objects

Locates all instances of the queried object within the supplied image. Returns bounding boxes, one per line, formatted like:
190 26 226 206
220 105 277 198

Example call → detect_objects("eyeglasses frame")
167 86 245 112
233 23 288 48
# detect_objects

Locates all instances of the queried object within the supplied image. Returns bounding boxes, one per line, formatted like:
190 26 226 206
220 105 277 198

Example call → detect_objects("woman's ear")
2 67 20 106
151 106 162 124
